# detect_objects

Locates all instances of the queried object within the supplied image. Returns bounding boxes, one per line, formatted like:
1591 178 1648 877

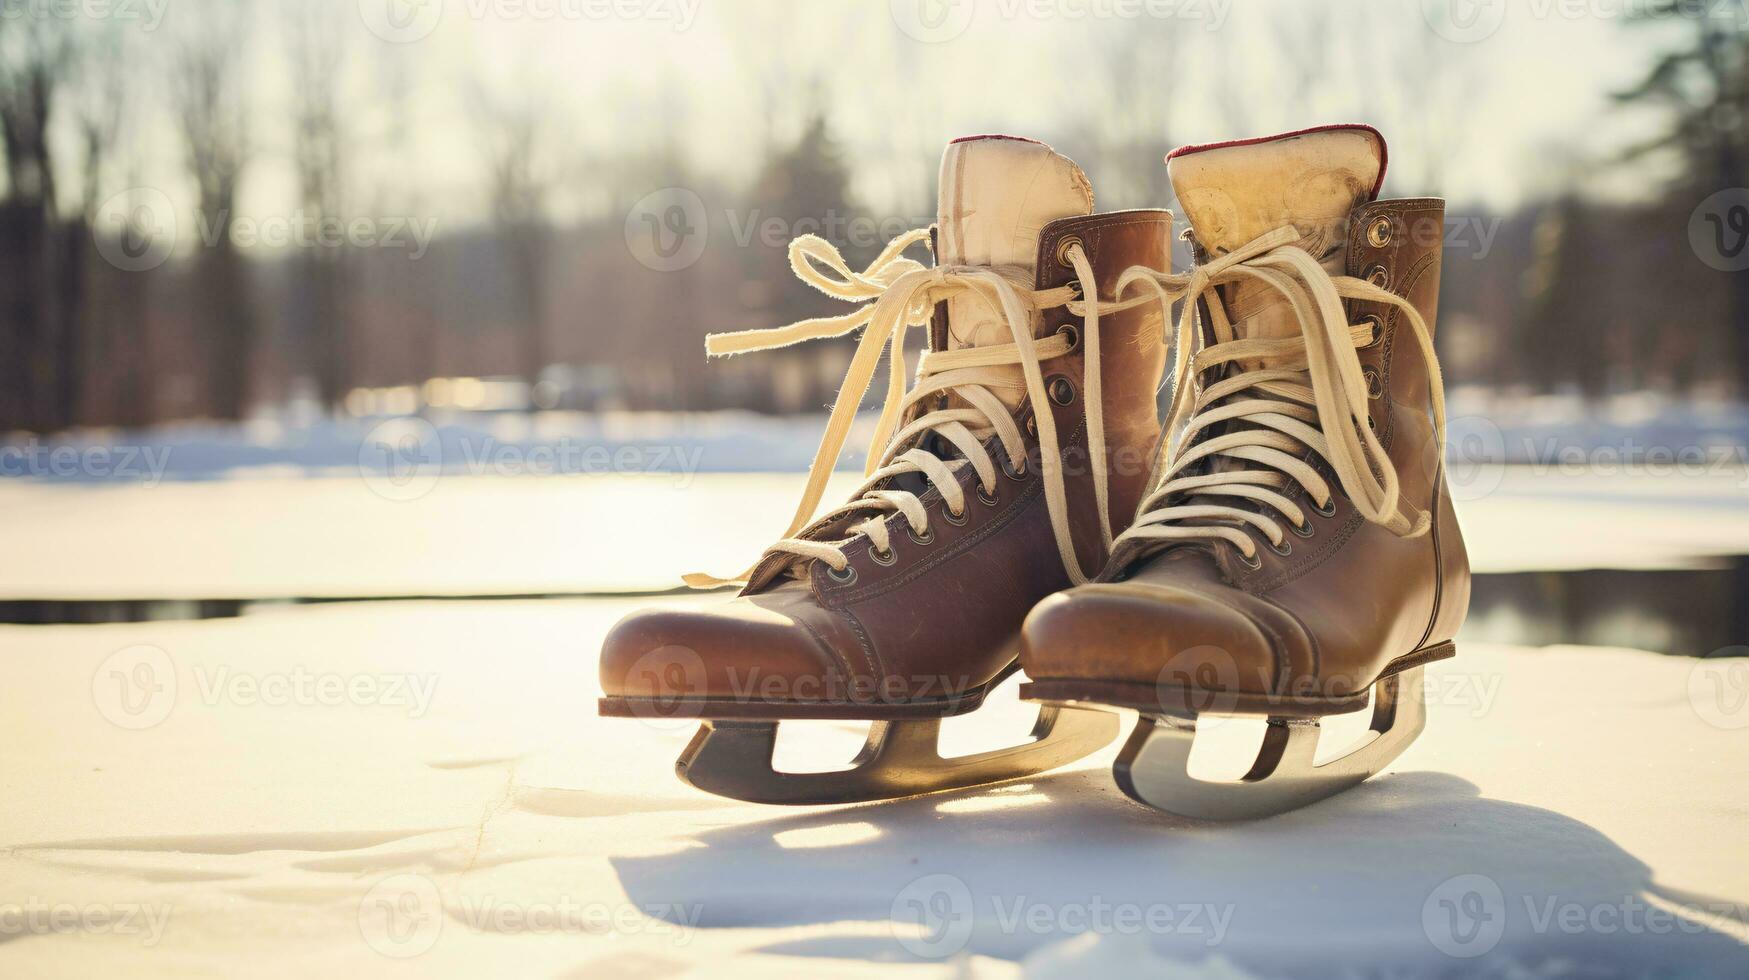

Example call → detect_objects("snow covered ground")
1 599 1746 978
2 409 1747 975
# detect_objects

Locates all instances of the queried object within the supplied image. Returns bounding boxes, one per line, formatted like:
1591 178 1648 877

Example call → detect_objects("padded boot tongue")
936 136 1093 355
1167 125 1385 357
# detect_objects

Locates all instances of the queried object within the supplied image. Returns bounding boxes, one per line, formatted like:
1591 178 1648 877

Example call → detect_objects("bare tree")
171 2 256 420
1616 5 1749 396
475 76 558 389
47 23 142 430
0 16 72 430
285 1 352 410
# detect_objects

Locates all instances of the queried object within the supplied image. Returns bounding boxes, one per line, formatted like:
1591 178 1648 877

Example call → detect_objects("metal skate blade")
1113 666 1427 821
674 704 1118 806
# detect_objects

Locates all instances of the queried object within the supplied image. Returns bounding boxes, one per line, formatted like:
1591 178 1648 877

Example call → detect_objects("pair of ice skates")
598 124 1470 821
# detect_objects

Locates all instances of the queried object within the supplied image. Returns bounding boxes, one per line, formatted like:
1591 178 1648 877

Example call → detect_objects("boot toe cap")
1021 582 1287 699
599 600 843 704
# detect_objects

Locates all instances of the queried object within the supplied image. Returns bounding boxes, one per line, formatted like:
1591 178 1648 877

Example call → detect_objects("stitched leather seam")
1254 592 1312 696
1377 250 1436 451
830 415 1085 605
838 606 883 684
1249 202 1439 592
1414 467 1448 654
1254 509 1363 594
795 611 857 689
1037 213 1171 289
834 463 1046 605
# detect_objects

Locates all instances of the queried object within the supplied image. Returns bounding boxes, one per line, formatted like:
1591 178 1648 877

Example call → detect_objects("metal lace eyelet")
867 545 897 566
1367 216 1393 248
942 505 968 527
1365 367 1383 400
1237 548 1263 570
1025 416 1038 437
827 564 857 585
1002 454 1028 480
1054 235 1084 268
1269 536 1293 557
1290 517 1316 538
977 483 1000 506
1057 324 1080 352
1048 376 1076 406
908 525 934 546
1364 264 1390 289
1312 497 1338 518
1359 314 1384 348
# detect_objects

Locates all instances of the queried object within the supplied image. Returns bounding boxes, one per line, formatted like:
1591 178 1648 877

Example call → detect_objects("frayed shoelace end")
682 571 745 589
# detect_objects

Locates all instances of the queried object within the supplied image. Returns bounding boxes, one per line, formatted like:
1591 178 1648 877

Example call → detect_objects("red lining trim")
949 134 1045 146
1166 124 1388 200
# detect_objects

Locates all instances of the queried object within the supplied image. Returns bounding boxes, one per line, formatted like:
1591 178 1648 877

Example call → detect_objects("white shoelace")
1113 225 1446 562
687 228 1115 587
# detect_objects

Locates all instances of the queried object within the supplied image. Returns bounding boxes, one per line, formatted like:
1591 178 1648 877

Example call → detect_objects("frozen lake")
3 465 1748 603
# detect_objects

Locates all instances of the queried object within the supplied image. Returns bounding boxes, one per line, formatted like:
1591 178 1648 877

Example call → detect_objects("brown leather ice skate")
598 135 1171 804
1019 125 1472 820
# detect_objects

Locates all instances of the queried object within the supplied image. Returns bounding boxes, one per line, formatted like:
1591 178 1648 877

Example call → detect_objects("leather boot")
599 135 1171 804
1020 124 1471 820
